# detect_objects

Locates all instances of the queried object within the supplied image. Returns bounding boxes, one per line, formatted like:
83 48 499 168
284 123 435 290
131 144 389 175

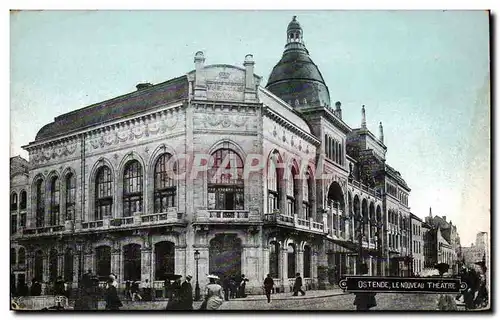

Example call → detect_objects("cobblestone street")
112 290 468 311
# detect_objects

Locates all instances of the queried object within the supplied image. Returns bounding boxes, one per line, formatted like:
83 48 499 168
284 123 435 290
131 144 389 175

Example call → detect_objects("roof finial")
379 121 384 143
293 15 297 21
361 105 367 129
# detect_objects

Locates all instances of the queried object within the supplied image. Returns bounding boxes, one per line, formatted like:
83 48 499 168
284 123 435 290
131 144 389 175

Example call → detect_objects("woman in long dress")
200 275 224 310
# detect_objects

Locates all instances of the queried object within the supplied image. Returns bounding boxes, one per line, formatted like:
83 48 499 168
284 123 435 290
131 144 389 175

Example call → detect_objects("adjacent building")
10 16 414 295
410 213 423 276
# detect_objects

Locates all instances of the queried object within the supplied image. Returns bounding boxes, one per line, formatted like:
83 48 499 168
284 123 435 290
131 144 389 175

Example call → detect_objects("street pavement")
115 289 471 311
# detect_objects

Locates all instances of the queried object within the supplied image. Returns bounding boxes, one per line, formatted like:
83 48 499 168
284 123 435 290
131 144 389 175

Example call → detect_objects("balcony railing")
208 210 249 219
349 179 381 199
264 212 324 233
82 220 104 229
21 225 66 235
141 211 184 225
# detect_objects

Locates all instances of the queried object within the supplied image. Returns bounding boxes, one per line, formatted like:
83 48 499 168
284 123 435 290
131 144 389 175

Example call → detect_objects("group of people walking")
221 274 248 300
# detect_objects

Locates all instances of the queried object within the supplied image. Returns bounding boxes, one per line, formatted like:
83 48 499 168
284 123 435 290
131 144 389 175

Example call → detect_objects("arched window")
95 246 111 280
269 241 279 278
267 153 281 212
154 241 175 280
65 173 76 221
49 249 58 282
20 190 27 210
286 167 296 216
123 160 143 217
18 247 26 266
287 244 296 278
64 248 74 282
34 250 44 281
207 147 244 211
50 177 60 226
303 246 311 278
11 192 18 211
154 154 177 213
302 172 313 220
123 244 141 281
95 166 113 220
35 179 45 228
11 213 17 234
10 248 16 265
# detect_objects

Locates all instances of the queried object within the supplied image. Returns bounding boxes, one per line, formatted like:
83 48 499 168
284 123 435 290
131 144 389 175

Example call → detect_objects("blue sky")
10 10 490 245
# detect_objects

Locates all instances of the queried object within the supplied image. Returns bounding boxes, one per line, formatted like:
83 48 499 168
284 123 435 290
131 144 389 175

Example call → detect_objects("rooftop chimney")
361 105 367 129
136 83 153 91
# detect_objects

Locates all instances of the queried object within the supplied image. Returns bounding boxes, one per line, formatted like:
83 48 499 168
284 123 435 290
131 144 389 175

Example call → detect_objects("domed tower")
266 16 331 109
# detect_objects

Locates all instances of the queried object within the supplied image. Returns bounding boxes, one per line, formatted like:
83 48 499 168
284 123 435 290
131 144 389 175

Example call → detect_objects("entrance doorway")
209 234 242 279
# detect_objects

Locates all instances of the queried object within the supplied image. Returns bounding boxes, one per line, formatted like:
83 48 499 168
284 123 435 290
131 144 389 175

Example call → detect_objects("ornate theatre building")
10 16 412 296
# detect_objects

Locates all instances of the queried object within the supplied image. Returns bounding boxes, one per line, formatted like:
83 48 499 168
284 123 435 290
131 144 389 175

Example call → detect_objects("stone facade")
10 16 415 297
410 213 424 275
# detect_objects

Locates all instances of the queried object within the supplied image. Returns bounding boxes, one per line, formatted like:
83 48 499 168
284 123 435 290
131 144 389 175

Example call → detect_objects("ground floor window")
155 241 175 280
123 244 141 281
96 246 111 280
269 241 279 278
208 186 244 210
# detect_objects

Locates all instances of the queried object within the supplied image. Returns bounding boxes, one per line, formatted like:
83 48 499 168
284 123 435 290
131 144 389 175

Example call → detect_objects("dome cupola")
266 16 331 109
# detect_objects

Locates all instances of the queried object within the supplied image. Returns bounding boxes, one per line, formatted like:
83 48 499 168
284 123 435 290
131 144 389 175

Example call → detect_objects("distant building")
461 231 488 270
410 213 424 275
423 208 461 274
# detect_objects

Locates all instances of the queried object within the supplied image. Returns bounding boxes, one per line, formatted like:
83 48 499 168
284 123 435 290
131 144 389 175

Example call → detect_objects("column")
73 250 80 287
296 248 304 279
311 249 318 289
175 245 187 276
111 248 121 281
141 247 152 282
279 177 287 216
262 245 270 280
336 202 341 236
84 247 94 275
281 247 288 292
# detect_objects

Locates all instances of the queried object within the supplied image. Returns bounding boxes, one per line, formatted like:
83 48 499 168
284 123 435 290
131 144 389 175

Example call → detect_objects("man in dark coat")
105 276 123 310
31 279 42 296
222 275 230 301
353 263 377 311
180 275 193 310
264 274 274 303
54 276 65 296
293 273 305 296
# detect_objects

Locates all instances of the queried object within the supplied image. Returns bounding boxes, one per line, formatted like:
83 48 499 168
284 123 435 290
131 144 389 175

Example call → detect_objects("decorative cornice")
263 106 320 146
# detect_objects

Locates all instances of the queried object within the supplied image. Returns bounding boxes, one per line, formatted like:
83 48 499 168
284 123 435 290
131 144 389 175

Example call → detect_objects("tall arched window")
50 176 60 226
286 167 295 216
123 244 141 281
267 153 280 212
303 245 312 278
95 246 111 280
11 192 18 211
95 166 113 220
287 244 296 278
65 173 76 220
303 172 312 219
154 154 177 213
64 248 74 282
154 241 175 280
34 250 44 281
20 190 27 228
20 190 27 210
35 179 45 228
123 160 143 217
10 248 16 265
208 147 244 210
49 249 58 282
18 247 26 266
269 241 279 278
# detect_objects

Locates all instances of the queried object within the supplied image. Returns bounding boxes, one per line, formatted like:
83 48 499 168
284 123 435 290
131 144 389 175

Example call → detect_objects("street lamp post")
194 250 201 301
350 210 365 274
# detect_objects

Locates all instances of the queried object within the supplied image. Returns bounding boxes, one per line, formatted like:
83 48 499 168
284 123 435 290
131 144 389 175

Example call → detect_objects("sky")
9 10 490 246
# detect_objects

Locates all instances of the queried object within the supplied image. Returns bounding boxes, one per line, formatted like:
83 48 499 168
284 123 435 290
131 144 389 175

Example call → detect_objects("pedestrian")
239 274 248 298
31 278 42 296
229 275 237 299
81 269 93 289
222 275 230 301
199 274 224 310
131 281 142 301
105 274 123 311
143 279 152 301
293 273 305 296
54 276 65 296
125 280 132 300
166 276 182 310
353 263 377 311
180 275 194 310
264 274 274 303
